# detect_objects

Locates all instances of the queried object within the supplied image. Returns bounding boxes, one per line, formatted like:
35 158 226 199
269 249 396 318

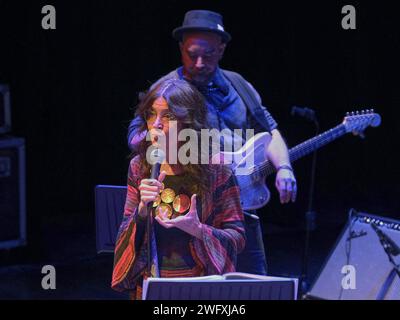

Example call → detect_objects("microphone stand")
146 202 152 277
146 148 164 278
300 118 320 297
372 224 400 299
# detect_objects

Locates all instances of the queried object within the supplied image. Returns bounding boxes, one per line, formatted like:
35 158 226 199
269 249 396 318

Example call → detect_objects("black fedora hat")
172 10 231 43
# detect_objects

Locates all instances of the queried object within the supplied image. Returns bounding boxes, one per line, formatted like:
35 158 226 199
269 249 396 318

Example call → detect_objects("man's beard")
184 69 216 87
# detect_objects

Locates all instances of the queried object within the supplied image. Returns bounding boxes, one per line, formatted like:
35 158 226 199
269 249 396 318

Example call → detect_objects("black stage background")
0 0 399 299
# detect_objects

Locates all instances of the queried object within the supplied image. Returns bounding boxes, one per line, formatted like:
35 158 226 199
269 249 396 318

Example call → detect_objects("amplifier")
0 84 12 135
307 211 400 300
0 137 26 249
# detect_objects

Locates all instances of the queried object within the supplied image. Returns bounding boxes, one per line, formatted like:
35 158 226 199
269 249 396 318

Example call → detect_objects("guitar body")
217 132 272 210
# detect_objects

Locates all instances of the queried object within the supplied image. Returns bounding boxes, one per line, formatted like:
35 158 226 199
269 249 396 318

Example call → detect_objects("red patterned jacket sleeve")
192 165 246 274
111 156 148 292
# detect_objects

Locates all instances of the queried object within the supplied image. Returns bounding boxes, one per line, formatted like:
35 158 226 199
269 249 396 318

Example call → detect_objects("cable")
338 208 357 299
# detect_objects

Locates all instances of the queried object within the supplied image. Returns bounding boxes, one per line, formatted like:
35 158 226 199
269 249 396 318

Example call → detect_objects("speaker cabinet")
0 84 12 135
307 212 400 300
0 137 26 249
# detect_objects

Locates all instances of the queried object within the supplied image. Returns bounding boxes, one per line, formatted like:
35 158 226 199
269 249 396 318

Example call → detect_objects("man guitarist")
127 10 297 275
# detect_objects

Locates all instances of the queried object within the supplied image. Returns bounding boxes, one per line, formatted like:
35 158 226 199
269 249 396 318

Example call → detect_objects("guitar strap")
222 69 272 133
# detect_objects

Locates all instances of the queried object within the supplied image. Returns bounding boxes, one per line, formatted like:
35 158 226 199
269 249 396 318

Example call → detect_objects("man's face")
180 31 226 86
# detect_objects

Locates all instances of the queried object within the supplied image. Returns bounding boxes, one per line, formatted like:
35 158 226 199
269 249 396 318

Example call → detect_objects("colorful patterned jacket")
111 156 246 294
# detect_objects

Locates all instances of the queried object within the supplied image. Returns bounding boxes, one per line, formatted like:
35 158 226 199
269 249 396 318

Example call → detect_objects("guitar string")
240 116 372 176
235 116 374 200
240 124 347 176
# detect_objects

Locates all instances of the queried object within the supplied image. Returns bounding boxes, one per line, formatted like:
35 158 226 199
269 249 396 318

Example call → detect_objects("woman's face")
146 97 180 152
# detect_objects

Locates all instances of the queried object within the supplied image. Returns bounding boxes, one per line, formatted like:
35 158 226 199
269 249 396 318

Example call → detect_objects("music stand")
143 275 298 300
95 185 127 253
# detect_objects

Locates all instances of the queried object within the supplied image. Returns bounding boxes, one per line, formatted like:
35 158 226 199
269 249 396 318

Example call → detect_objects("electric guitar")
217 110 381 210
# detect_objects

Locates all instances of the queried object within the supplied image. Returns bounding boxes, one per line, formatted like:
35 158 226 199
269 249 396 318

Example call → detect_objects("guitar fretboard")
264 124 347 177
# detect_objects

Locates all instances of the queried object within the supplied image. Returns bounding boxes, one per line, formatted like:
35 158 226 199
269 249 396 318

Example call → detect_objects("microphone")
148 148 165 179
371 223 400 256
291 106 317 122
147 148 166 208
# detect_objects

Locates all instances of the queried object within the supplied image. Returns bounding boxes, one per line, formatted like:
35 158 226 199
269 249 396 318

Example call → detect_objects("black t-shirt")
153 174 197 271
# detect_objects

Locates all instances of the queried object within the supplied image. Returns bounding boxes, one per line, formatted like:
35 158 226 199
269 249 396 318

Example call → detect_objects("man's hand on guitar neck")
275 166 297 204
266 129 297 204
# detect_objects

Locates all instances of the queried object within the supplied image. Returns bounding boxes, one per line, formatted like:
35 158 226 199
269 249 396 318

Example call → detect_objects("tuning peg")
371 108 374 113
346 112 350 116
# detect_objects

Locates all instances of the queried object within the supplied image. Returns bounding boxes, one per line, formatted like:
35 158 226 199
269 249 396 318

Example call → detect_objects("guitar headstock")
343 110 381 137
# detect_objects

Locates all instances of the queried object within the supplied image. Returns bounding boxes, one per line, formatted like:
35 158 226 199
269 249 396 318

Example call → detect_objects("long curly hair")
134 78 213 197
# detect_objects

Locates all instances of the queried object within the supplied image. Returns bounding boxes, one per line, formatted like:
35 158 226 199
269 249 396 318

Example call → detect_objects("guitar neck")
264 124 347 177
